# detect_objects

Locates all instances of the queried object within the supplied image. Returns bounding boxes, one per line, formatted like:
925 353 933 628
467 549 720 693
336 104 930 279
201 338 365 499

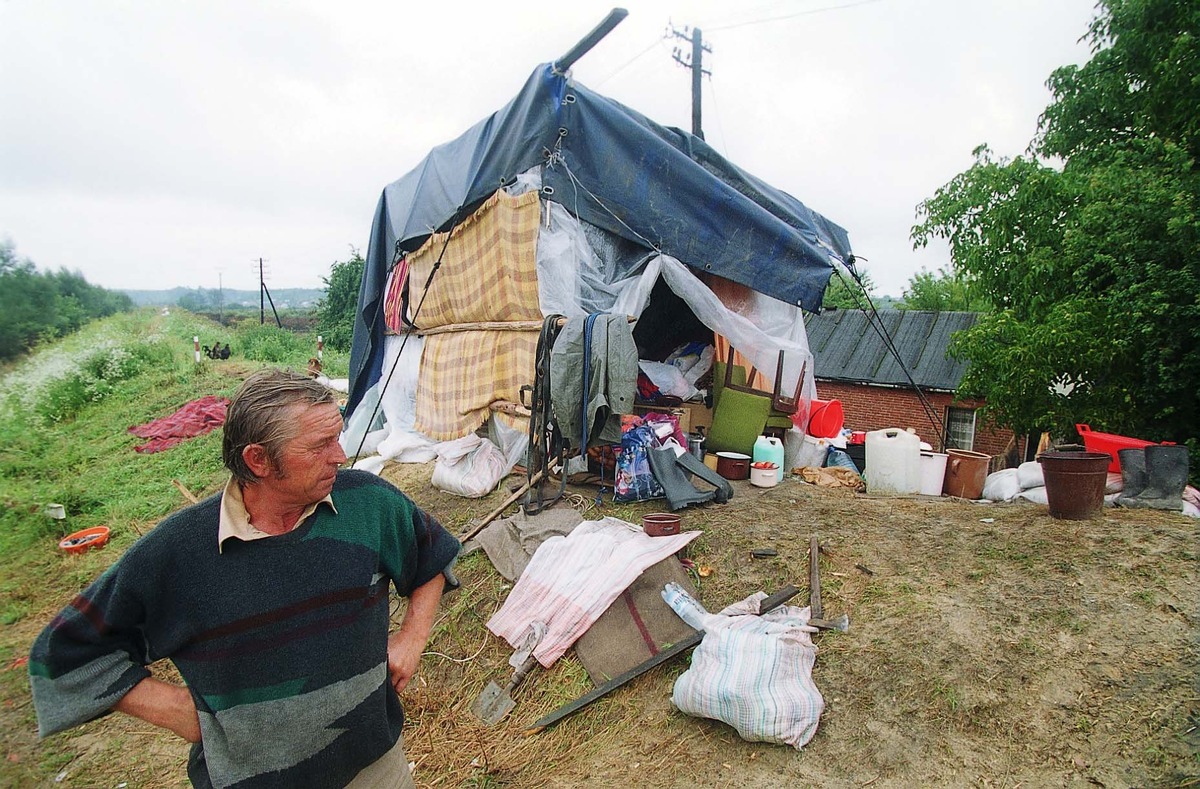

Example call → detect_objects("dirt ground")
4 463 1197 788
389 462 1199 789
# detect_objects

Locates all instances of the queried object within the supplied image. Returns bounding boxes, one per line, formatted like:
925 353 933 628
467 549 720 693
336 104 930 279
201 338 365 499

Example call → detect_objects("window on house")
945 407 976 450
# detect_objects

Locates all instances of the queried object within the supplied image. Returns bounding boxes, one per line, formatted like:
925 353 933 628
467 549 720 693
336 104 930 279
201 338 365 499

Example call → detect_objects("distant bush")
316 250 364 352
235 324 313 364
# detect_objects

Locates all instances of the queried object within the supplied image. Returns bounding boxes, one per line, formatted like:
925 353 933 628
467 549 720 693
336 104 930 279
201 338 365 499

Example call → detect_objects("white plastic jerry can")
864 428 921 494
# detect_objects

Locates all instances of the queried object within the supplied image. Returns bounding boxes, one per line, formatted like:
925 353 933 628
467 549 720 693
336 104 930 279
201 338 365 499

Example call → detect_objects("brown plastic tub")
1038 451 1110 519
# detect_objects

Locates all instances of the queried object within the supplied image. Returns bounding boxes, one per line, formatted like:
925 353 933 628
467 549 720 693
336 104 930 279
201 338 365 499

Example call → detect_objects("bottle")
753 435 786 482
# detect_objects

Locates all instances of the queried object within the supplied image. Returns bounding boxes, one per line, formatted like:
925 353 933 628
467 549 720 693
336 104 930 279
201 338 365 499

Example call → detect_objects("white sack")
1016 461 1044 491
982 469 1021 502
431 434 508 498
1017 486 1049 505
663 585 824 750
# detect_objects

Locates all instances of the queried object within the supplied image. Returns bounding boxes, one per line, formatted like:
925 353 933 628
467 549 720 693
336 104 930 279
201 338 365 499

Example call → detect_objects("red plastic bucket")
806 399 844 439
1075 423 1171 473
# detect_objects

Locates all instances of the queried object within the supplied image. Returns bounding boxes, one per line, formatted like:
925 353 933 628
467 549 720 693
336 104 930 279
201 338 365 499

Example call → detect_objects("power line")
706 73 732 159
592 34 666 87
706 0 887 32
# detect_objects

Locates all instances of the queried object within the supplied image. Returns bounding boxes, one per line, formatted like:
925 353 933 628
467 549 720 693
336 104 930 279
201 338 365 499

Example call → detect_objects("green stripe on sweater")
203 678 308 712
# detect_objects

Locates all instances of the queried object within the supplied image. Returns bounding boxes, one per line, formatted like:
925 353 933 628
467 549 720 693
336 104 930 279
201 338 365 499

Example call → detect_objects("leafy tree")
316 249 365 351
912 0 1199 455
0 242 133 360
900 266 991 312
821 266 877 310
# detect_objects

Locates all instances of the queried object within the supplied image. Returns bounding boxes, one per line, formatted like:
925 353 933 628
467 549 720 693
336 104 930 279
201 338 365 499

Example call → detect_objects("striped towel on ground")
487 517 700 667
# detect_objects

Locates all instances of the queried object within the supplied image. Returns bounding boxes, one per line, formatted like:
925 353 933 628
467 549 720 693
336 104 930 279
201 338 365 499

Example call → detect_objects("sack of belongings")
662 584 824 749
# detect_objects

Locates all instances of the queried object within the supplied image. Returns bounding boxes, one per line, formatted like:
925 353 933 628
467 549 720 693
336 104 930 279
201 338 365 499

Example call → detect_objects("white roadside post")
193 336 201 363
317 335 323 362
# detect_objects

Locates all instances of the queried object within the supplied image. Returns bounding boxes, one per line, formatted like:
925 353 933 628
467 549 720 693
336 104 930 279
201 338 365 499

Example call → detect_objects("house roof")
805 310 978 392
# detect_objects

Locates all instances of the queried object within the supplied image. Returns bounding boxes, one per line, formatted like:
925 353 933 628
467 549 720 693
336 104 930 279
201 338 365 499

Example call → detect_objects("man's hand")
386 574 445 694
115 677 202 742
386 633 425 693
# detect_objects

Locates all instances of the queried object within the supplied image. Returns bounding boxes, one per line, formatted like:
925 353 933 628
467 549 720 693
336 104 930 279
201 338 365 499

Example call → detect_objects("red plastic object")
1075 424 1171 473
806 399 845 439
58 526 111 555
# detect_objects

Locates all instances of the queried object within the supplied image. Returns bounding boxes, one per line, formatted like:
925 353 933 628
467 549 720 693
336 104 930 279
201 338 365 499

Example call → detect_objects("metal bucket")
1038 451 1109 519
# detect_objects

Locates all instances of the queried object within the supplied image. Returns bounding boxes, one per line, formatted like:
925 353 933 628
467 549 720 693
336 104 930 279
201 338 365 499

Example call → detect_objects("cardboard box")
632 401 713 436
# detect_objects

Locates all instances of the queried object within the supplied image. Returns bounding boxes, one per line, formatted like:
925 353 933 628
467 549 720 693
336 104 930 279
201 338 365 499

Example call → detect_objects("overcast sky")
1 0 1098 297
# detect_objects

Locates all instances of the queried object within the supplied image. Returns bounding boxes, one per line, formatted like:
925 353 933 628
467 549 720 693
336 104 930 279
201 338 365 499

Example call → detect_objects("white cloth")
487 517 699 666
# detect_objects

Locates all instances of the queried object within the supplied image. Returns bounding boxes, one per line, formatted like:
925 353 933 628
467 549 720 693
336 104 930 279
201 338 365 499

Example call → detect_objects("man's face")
263 402 347 507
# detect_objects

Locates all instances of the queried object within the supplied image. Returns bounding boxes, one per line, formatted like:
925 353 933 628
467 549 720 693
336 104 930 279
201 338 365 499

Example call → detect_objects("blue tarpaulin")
347 64 852 417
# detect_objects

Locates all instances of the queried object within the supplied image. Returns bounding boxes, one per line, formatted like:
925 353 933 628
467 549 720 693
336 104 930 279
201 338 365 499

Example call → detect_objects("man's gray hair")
223 368 338 484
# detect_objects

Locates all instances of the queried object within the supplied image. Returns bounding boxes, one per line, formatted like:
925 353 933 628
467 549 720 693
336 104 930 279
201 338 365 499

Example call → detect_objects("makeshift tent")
344 62 853 472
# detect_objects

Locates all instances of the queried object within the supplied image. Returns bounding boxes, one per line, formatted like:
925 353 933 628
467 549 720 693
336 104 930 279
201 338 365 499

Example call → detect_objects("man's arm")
386 573 445 693
114 677 202 742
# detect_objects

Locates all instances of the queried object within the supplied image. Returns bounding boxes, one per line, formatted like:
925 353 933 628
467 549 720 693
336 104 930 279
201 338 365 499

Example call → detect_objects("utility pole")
670 25 712 139
259 258 265 325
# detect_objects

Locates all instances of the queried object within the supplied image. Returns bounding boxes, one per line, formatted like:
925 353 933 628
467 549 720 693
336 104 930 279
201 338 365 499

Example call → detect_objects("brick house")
805 309 1025 468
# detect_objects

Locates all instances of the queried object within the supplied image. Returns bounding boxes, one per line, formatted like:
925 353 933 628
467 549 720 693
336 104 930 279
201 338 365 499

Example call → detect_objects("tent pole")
553 8 628 74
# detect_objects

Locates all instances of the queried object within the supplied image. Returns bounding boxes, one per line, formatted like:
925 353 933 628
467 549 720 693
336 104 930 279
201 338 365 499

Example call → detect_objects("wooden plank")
172 479 199 504
809 534 823 621
524 584 800 735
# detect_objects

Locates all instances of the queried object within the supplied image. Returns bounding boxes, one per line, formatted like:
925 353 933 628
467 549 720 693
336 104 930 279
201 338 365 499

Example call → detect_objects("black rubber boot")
1124 445 1189 511
1115 448 1147 506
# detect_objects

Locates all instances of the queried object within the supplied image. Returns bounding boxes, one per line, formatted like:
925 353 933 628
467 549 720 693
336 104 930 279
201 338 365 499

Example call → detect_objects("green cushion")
707 386 772 456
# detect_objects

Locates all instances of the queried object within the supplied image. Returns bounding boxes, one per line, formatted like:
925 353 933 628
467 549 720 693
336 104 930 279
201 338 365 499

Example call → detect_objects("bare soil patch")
3 464 1196 788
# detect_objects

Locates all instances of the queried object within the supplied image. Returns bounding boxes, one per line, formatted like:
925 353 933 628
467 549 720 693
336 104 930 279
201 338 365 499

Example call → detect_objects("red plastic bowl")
59 526 110 555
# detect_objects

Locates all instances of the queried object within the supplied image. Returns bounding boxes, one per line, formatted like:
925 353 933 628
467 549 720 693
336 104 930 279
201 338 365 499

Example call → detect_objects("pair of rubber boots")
1116 446 1189 511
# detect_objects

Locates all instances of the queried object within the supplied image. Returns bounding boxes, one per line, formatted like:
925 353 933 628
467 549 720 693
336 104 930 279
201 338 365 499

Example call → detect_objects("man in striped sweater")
30 369 461 788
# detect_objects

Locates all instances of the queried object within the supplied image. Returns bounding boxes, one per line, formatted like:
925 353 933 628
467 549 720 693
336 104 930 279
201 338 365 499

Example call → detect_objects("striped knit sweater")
29 470 460 788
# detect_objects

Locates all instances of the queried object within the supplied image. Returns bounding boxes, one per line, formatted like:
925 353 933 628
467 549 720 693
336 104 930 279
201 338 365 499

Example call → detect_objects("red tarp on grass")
129 395 230 453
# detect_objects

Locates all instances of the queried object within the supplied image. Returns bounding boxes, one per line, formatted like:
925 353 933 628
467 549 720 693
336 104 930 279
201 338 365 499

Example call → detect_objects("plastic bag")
431 434 508 498
614 423 664 502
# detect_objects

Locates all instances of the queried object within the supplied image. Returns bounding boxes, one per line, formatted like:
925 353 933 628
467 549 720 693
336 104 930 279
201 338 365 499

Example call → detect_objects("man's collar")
218 477 336 553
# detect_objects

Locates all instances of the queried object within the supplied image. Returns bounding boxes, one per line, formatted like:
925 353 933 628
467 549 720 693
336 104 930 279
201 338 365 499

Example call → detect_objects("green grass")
0 307 351 785
0 308 345 623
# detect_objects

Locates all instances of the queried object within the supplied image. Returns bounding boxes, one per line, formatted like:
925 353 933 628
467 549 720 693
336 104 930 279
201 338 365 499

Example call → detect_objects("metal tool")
809 534 850 633
471 654 539 725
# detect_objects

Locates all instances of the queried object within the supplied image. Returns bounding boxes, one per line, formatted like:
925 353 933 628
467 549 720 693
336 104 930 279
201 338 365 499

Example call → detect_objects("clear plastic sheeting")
533 201 815 402
657 255 816 404
340 335 438 470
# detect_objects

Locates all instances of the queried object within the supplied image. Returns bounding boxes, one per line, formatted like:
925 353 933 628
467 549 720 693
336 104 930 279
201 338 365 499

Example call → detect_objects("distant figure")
307 357 322 378
218 343 231 360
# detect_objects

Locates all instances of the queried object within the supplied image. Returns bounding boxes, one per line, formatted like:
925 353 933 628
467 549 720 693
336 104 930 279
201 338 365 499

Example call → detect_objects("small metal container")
642 513 681 537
